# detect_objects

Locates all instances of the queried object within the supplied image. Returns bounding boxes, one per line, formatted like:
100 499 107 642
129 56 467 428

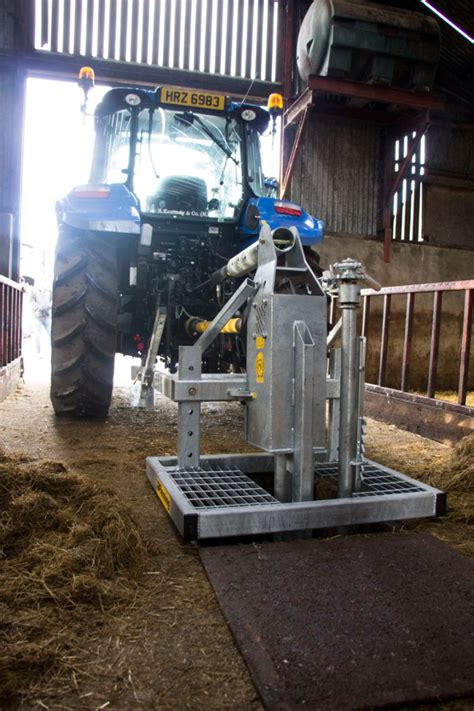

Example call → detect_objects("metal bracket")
138 305 167 408
176 346 202 469
195 278 259 354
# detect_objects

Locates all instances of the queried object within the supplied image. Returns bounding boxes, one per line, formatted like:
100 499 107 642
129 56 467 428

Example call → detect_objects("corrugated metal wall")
0 0 26 280
0 66 24 280
0 0 15 49
33 0 282 83
423 123 474 250
426 124 474 179
0 70 18 209
289 115 380 237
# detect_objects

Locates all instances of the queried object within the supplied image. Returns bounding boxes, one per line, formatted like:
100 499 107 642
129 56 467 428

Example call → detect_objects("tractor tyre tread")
50 226 118 418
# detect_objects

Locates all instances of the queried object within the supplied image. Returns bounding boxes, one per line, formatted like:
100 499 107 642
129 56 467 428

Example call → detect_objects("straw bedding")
0 452 146 707
0 430 472 706
415 433 474 558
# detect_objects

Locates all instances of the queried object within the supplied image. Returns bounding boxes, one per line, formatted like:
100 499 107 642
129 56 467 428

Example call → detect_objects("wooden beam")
6 50 282 99
280 106 311 199
283 88 314 127
307 75 445 111
365 385 474 446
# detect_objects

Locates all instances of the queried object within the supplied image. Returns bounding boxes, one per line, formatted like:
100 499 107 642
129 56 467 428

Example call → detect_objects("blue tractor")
51 84 324 417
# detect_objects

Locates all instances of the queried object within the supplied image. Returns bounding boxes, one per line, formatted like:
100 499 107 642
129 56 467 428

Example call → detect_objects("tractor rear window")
94 107 244 221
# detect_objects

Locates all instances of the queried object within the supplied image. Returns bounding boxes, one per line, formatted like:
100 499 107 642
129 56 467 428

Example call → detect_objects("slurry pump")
146 225 445 540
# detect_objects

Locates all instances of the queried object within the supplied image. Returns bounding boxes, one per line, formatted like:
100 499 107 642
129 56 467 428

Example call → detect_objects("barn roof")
383 0 474 108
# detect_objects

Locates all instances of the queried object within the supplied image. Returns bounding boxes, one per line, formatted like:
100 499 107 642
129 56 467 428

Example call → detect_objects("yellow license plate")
160 86 225 111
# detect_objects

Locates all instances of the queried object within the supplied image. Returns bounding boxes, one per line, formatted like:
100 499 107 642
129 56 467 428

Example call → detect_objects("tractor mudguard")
240 196 324 247
56 183 141 235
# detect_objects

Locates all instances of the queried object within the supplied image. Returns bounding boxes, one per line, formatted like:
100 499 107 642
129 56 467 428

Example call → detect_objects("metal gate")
361 279 473 444
0 276 22 369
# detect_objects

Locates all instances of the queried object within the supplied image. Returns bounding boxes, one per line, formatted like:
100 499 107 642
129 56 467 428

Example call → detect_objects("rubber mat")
200 533 474 710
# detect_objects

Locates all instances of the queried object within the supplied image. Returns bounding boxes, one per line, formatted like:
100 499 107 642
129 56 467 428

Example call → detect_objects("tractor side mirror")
264 177 278 197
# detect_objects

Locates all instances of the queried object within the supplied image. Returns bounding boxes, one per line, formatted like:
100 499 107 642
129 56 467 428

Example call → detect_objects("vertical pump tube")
338 283 360 498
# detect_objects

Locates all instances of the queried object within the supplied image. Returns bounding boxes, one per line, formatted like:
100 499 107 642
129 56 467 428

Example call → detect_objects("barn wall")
316 234 474 286
0 0 27 280
289 109 473 391
289 115 381 237
0 0 26 400
423 123 474 250
0 0 15 47
427 124 474 177
0 66 25 281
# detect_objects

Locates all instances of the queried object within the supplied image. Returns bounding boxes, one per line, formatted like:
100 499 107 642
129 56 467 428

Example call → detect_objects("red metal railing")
361 280 473 406
0 276 23 368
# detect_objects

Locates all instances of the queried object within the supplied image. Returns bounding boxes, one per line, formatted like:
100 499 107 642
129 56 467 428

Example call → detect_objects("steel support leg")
177 346 202 469
328 348 341 462
292 321 315 502
322 259 380 497
338 285 359 498
274 454 292 502
353 337 367 493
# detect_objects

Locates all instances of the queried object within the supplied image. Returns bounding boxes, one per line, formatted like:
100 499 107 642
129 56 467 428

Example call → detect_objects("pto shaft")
186 317 242 336
210 227 295 284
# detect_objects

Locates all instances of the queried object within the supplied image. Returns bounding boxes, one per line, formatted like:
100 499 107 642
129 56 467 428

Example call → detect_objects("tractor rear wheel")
50 227 119 418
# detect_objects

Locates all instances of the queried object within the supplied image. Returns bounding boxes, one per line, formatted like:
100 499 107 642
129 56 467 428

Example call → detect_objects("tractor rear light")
274 201 302 217
71 185 110 199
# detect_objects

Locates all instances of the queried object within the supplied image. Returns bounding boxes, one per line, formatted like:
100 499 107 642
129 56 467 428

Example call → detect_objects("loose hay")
0 451 147 707
396 434 474 559
415 433 474 558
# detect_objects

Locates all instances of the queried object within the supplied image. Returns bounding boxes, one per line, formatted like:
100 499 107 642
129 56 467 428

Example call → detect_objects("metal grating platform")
169 465 278 508
314 462 426 497
146 454 446 541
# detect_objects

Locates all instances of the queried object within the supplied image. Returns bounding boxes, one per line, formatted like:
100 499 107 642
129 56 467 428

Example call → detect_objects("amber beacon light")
267 93 283 136
267 92 284 115
78 66 95 115
78 66 95 91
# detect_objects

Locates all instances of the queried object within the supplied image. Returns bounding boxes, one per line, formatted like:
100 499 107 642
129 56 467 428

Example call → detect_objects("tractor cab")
91 87 271 220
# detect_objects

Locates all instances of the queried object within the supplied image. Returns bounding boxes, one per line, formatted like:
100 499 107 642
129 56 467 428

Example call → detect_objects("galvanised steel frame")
146 227 445 541
147 453 445 541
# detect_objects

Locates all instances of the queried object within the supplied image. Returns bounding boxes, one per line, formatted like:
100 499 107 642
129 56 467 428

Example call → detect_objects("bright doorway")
20 76 110 285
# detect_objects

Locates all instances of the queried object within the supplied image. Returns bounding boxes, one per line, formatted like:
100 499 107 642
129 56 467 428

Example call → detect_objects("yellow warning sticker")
156 480 171 512
256 335 266 350
256 351 265 384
